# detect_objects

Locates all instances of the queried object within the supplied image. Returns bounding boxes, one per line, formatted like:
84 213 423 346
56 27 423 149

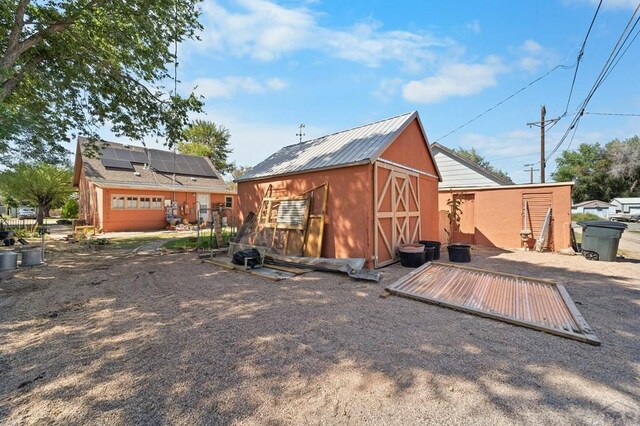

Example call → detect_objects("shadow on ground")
0 244 638 424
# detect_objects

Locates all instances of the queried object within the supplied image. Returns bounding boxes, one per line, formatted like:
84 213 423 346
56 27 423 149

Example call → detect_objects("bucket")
447 244 471 263
419 240 441 260
424 246 436 262
21 248 43 267
398 244 426 267
0 251 18 271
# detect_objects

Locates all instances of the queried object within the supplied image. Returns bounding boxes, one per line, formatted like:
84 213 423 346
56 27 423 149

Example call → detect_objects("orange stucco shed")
438 182 574 251
236 111 442 268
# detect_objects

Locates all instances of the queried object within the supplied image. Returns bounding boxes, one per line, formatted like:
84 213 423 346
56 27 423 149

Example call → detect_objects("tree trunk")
44 206 50 217
37 203 46 226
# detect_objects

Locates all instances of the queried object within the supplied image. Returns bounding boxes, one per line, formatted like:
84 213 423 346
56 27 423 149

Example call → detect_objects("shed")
236 111 442 267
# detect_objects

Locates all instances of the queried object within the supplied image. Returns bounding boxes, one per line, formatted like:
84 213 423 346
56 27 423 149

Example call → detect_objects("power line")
432 62 574 143
545 3 640 162
585 112 640 117
564 0 603 114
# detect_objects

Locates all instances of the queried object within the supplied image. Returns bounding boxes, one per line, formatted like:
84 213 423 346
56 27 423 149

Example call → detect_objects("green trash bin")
577 220 627 261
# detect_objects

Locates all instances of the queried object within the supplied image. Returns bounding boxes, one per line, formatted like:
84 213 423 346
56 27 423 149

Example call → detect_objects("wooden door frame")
374 161 421 268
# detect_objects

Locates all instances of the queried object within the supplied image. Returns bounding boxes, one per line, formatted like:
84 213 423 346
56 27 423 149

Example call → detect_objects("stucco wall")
438 184 573 251
237 164 373 260
97 188 237 232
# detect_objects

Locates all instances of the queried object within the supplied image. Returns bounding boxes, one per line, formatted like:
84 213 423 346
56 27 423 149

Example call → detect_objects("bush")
61 199 79 219
572 212 601 222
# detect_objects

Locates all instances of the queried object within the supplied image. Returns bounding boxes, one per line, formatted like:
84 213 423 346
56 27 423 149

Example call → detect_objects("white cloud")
466 20 481 34
515 40 559 73
186 76 288 99
402 56 507 104
195 0 452 71
372 78 404 101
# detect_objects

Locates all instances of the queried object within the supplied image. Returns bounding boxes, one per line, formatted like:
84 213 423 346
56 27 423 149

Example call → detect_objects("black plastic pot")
398 244 426 267
419 240 441 260
447 244 471 263
424 246 435 262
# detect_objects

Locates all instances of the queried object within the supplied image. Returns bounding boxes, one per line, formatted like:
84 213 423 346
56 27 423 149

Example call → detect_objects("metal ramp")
386 262 600 345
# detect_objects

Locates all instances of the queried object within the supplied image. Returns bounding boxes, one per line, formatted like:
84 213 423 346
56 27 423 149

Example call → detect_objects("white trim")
376 158 439 179
92 180 236 194
438 182 574 192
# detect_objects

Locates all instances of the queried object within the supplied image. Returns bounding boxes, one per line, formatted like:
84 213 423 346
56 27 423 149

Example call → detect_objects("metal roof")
237 112 419 182
573 200 615 208
387 262 600 345
611 197 640 204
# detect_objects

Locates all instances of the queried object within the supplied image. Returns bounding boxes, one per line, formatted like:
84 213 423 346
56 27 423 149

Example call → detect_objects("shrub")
61 199 79 219
572 212 601 222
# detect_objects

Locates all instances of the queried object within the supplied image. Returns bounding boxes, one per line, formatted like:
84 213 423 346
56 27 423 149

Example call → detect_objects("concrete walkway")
134 239 167 255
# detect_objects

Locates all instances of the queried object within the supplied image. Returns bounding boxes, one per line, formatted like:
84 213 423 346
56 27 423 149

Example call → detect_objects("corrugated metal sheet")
276 200 308 225
236 112 415 182
386 262 600 345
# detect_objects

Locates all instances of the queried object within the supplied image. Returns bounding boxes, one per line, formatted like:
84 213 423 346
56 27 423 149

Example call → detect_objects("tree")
0 163 74 224
606 136 640 195
552 142 621 203
225 163 252 191
1 0 203 164
178 120 233 173
454 147 514 184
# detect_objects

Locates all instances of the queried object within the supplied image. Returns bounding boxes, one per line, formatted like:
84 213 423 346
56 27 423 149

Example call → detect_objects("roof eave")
235 159 372 183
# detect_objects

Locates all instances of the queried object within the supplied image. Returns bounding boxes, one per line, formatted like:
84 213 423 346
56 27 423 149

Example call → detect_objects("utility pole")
540 105 545 183
524 163 539 184
527 105 559 184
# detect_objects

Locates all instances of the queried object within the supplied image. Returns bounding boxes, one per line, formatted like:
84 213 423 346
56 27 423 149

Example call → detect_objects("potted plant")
445 195 471 262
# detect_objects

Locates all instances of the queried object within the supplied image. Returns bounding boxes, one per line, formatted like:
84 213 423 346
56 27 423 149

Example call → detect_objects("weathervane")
296 123 305 143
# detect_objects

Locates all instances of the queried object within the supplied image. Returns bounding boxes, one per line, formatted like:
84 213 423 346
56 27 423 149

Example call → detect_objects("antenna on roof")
296 123 305 143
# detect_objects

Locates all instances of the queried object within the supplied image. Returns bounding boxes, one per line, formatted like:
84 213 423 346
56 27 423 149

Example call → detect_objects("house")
431 143 513 189
610 197 640 214
72 137 237 232
571 200 616 219
236 111 442 267
432 143 573 251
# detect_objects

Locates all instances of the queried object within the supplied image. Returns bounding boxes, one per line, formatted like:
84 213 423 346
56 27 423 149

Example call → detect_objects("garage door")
374 162 421 267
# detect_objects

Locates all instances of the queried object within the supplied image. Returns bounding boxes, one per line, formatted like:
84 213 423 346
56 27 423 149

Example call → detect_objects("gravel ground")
0 242 638 425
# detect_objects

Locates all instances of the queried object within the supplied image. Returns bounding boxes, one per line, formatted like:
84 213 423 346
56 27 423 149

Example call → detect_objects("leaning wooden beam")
266 254 365 273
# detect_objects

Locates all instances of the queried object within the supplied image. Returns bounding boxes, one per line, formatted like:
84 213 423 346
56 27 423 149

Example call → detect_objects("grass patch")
572 212 601 222
162 230 231 251
108 232 196 249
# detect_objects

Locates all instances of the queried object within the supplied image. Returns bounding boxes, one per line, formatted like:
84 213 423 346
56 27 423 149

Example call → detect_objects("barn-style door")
374 162 421 267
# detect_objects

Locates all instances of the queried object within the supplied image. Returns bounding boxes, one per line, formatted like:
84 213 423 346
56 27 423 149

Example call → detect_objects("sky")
87 0 640 184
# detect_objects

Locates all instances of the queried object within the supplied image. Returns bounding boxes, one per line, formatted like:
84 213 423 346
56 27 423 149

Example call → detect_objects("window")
225 196 233 208
139 197 151 209
126 196 138 209
151 197 163 209
111 196 125 209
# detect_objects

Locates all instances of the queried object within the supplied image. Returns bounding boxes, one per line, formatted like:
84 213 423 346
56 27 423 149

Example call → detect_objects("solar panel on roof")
131 151 148 163
101 147 117 160
114 149 134 161
101 158 134 170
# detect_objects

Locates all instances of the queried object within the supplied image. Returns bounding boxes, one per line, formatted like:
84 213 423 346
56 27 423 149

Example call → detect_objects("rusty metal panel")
387 262 600 345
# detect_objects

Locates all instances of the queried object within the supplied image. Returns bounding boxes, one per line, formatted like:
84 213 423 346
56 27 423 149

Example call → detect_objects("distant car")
17 208 36 220
610 213 640 222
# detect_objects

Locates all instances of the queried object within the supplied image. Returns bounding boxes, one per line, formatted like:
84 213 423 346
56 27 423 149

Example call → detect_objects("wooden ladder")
534 208 552 252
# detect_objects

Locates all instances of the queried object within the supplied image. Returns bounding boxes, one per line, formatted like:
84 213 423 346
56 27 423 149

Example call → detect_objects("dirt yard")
0 241 638 424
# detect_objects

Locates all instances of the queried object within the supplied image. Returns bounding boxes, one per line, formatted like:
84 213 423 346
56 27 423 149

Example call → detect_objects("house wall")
77 175 238 232
434 151 503 189
438 184 573 251
572 206 615 219
379 119 440 242
237 164 373 260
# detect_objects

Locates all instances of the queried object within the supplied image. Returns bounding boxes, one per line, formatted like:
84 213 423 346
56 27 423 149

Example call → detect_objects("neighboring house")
72 137 237 232
431 143 513 189
236 111 442 267
571 200 616 219
610 197 640 214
